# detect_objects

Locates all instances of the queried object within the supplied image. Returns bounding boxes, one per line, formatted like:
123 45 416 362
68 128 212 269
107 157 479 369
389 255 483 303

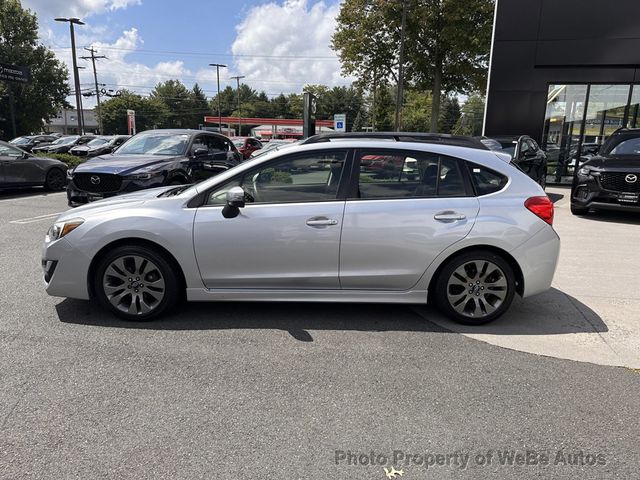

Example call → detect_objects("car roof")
139 129 210 135
302 132 488 150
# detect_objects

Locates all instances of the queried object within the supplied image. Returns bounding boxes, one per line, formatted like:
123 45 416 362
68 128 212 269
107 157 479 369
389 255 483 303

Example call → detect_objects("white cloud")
21 0 141 19
223 0 353 93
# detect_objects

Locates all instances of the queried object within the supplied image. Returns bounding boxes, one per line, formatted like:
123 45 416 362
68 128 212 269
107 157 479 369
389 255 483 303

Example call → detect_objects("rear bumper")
510 225 560 298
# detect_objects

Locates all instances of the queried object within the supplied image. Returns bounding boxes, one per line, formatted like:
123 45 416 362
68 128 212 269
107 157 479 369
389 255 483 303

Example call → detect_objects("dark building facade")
484 0 640 183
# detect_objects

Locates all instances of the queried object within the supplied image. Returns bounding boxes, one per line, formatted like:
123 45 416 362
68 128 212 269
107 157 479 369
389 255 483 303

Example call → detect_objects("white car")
42 137 560 324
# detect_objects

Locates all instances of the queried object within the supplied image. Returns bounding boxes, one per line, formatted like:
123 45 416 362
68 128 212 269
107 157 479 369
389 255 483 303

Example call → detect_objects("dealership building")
484 0 640 183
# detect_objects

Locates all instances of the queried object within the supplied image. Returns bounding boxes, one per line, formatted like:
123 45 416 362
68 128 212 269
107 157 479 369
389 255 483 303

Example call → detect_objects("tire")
570 204 590 215
93 245 179 321
44 168 66 191
434 250 516 325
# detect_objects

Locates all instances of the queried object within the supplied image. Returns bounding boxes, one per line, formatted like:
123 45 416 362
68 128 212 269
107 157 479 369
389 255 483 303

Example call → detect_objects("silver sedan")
42 140 560 324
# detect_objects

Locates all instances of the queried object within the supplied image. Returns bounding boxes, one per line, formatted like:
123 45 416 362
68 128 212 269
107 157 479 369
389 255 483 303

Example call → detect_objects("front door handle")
434 211 466 222
306 217 338 227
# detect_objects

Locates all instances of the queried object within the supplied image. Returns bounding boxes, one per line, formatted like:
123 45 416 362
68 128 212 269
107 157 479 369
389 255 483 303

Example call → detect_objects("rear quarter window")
467 163 508 196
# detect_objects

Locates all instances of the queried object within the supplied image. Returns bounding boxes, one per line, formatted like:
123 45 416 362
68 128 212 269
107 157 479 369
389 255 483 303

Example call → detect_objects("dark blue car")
66 129 243 206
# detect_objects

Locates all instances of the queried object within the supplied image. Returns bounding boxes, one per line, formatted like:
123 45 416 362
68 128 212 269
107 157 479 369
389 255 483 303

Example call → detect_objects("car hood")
57 186 176 221
583 155 640 171
72 154 183 175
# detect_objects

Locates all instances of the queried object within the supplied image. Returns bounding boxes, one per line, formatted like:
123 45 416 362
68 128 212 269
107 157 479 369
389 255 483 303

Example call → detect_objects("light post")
209 63 227 133
230 75 245 136
55 17 85 134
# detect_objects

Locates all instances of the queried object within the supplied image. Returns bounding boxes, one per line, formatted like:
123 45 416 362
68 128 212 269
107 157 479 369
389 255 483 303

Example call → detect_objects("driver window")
206 150 347 205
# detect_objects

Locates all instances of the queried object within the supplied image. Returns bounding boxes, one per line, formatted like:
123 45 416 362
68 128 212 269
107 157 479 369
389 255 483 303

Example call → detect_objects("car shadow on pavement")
574 210 640 226
0 187 52 200
55 287 606 340
419 287 608 335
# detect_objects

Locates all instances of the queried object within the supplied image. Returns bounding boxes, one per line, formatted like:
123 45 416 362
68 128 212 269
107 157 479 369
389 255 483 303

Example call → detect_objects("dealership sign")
0 63 31 84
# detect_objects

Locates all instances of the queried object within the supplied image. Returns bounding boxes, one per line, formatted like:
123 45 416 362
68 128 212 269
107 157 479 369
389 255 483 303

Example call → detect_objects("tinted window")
0 144 23 157
193 135 227 154
206 150 347 205
608 137 640 155
356 151 467 199
468 163 508 196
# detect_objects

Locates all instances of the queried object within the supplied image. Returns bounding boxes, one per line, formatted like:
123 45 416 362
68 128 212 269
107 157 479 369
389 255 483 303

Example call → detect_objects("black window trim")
346 148 475 201
193 147 355 208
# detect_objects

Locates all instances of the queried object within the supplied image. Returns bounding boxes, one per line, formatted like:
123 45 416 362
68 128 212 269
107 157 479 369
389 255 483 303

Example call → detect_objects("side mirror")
523 150 537 158
192 148 208 158
222 186 245 218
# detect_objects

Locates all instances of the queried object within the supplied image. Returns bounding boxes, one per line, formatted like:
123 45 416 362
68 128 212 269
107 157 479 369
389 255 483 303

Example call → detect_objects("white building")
46 109 99 135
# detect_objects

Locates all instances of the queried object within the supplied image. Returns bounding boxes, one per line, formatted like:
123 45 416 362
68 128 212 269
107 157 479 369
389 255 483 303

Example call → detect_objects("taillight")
524 196 554 225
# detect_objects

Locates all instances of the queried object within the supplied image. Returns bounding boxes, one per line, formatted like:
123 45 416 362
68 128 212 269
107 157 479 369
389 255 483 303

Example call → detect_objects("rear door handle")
306 217 338 227
434 211 466 222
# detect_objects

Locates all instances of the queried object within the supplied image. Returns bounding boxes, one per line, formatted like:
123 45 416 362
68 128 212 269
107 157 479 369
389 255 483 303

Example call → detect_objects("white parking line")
0 192 65 204
9 213 62 224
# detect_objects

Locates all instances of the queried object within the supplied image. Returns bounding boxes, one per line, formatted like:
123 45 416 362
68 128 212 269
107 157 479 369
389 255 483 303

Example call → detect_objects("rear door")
339 148 479 290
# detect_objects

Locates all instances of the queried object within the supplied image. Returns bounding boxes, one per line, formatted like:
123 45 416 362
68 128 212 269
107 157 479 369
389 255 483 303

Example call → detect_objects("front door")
339 149 480 290
193 149 350 289
0 144 43 185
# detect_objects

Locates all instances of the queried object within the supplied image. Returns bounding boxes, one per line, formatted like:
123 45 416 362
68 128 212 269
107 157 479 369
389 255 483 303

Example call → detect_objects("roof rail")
300 131 488 150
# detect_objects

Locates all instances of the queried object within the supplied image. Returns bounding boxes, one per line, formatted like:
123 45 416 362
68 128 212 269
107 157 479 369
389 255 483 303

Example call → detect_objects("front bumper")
572 174 640 212
42 237 92 300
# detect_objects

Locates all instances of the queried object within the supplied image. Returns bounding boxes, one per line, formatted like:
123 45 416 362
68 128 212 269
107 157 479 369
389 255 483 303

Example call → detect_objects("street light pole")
209 63 227 133
394 0 408 131
55 17 85 134
230 75 245 136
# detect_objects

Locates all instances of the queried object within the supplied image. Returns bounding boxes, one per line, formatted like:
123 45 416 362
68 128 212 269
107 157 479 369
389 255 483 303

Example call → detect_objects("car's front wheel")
44 168 66 191
434 250 516 325
94 246 179 321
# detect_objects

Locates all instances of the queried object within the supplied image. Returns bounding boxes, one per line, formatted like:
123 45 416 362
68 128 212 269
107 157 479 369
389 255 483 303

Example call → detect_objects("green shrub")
34 152 85 168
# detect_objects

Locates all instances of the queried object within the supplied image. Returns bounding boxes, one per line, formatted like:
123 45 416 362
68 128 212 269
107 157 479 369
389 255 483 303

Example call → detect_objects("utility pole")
230 75 245 136
209 63 227 134
55 17 85 134
81 47 107 134
394 0 408 131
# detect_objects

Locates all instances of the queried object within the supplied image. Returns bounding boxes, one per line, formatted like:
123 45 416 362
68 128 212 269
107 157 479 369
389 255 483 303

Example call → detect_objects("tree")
98 90 168 134
0 0 70 138
439 95 461 133
373 84 394 131
150 80 195 128
188 83 211 127
333 0 494 132
453 93 485 136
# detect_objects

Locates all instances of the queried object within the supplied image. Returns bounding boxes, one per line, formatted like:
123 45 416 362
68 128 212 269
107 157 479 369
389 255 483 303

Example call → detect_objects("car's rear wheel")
570 203 590 215
94 246 179 321
434 250 516 325
44 168 66 191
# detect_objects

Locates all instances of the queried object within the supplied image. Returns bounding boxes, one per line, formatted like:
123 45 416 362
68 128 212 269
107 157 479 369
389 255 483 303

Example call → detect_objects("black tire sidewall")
45 168 66 191
94 245 179 321
435 250 516 325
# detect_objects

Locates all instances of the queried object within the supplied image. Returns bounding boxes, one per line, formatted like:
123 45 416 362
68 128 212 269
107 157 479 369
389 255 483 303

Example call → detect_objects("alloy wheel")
102 255 166 315
446 260 509 319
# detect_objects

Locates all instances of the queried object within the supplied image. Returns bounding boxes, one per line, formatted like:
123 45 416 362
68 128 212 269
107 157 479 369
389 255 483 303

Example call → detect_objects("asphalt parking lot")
0 187 638 479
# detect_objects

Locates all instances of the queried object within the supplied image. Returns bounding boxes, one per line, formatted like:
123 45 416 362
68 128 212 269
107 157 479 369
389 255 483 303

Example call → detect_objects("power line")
80 47 107 134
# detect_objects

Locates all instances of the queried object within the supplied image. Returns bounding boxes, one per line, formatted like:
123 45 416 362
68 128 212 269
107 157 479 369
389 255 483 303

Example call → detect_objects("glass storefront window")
543 85 587 183
543 83 638 184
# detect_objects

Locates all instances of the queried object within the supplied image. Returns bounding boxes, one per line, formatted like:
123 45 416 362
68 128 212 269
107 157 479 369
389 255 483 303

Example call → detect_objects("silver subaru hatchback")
43 138 559 325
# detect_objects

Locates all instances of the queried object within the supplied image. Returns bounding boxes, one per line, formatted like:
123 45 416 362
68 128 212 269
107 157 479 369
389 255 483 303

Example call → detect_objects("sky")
21 0 352 108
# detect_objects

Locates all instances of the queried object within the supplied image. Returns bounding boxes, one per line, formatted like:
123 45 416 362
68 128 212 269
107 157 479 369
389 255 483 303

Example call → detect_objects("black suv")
571 128 640 214
66 129 243 206
478 135 548 188
32 135 95 154
9 135 58 152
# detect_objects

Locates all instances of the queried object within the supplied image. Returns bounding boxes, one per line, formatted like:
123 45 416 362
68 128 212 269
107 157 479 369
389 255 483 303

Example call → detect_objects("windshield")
54 136 79 145
87 138 109 147
604 136 640 156
10 137 31 145
116 133 190 155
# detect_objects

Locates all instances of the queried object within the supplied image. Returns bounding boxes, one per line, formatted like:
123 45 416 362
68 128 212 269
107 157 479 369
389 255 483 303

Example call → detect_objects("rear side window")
355 150 468 199
468 163 508 196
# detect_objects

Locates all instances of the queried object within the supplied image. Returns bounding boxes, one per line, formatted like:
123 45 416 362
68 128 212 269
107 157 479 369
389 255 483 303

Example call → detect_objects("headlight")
46 218 84 242
578 167 599 176
125 173 155 180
